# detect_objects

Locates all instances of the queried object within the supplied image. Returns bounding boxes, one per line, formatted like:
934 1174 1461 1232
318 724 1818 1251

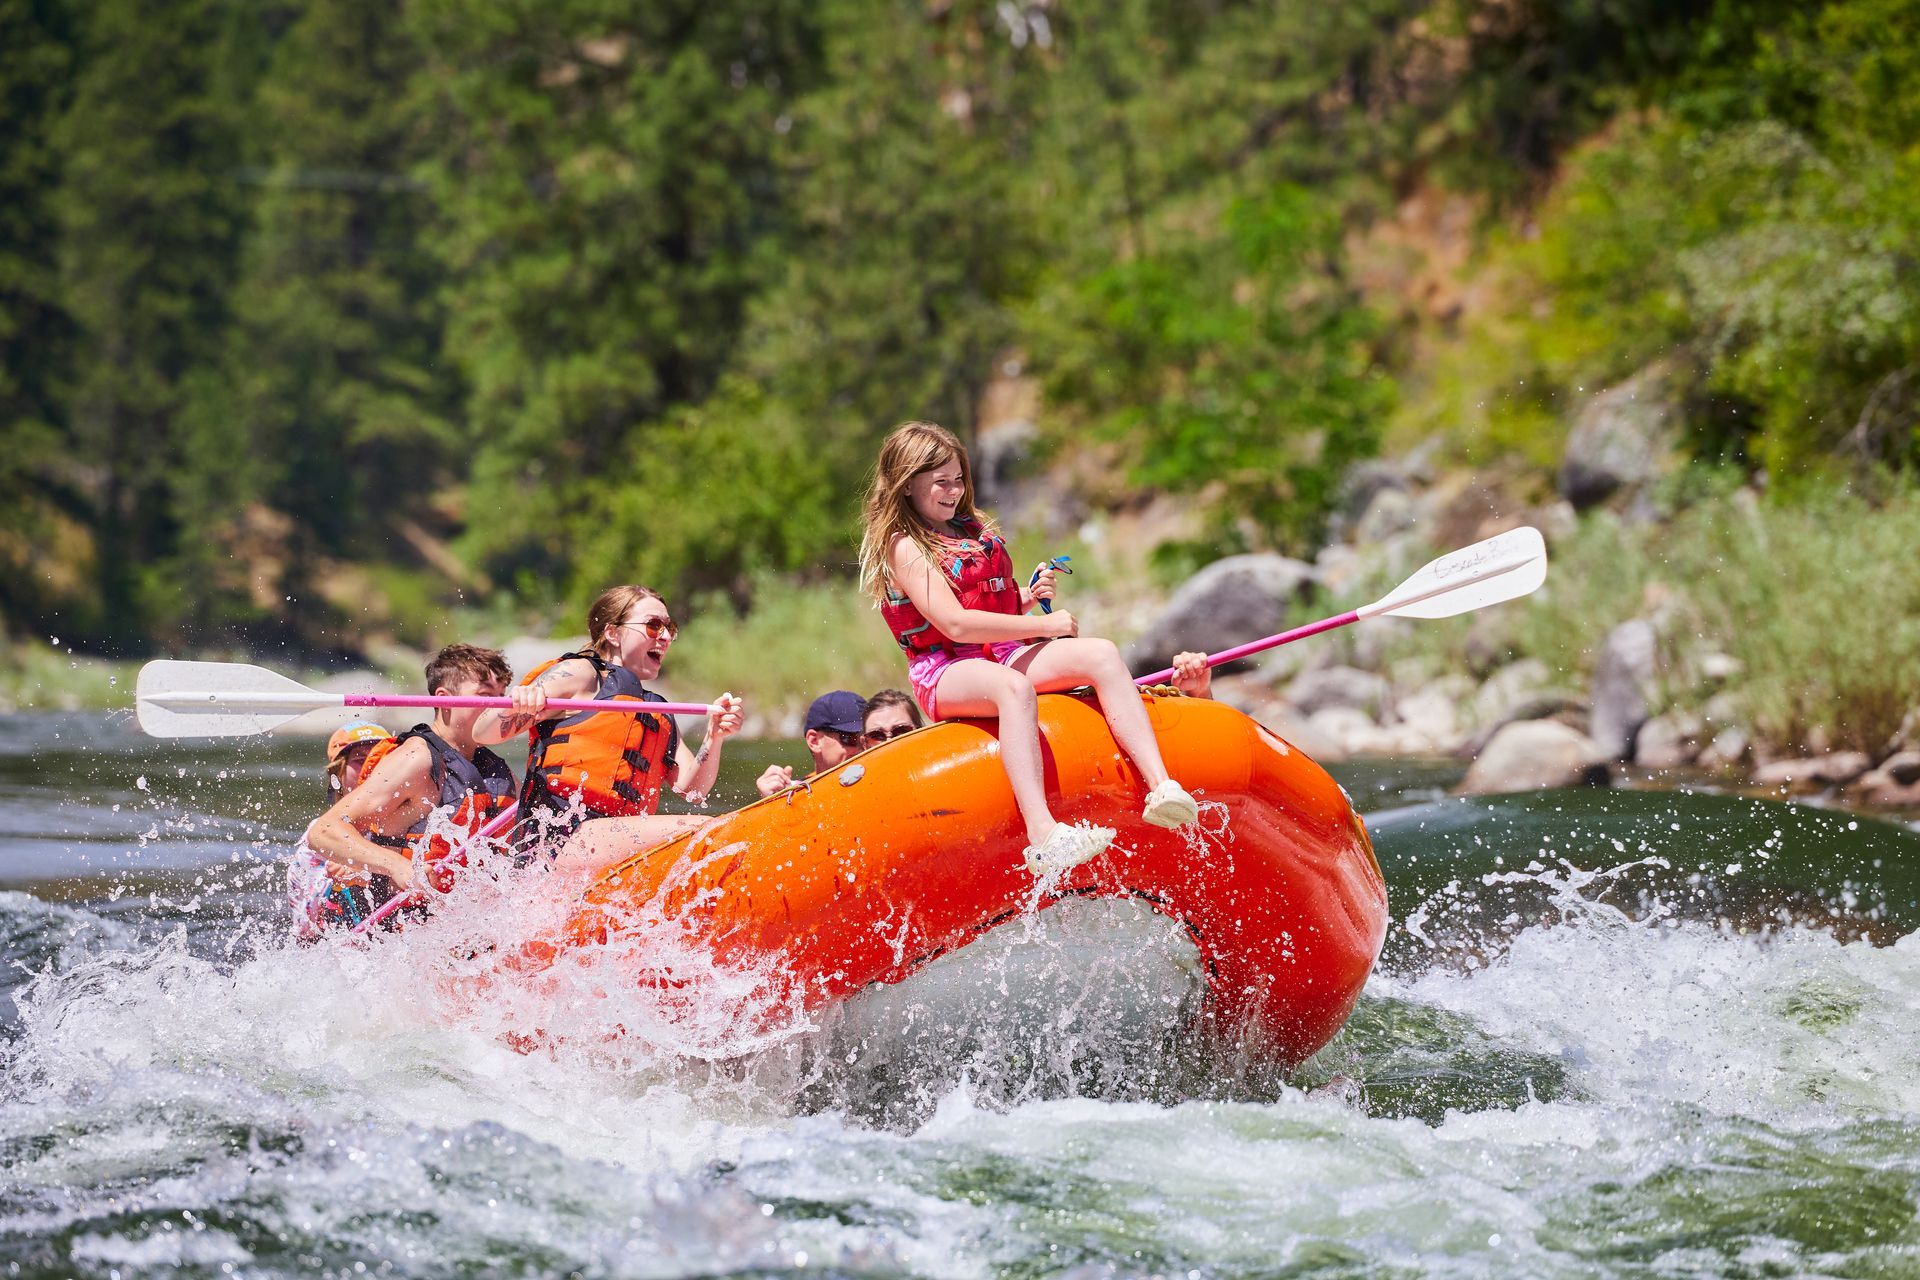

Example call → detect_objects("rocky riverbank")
1120 432 1920 815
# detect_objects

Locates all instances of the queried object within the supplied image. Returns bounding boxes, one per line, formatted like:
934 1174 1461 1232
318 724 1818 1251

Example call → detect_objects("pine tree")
52 0 257 648
0 0 79 636
181 0 454 647
576 0 1057 601
410 0 824 596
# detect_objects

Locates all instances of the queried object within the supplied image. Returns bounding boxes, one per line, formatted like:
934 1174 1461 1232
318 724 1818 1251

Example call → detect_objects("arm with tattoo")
473 659 592 744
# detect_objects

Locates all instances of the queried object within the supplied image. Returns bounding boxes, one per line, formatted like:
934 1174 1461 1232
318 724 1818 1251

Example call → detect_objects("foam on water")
4 801 1920 1277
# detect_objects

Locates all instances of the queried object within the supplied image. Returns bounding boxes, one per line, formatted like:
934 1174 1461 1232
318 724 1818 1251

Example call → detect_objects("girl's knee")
1085 637 1127 678
996 676 1039 714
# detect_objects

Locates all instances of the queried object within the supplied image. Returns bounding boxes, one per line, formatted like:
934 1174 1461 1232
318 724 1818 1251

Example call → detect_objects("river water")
3 711 1917 1278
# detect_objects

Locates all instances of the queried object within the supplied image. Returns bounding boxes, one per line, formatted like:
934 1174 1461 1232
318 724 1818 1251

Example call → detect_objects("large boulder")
1849 752 1920 808
1281 665 1392 718
1589 618 1659 761
1458 720 1610 795
1127 554 1317 675
1634 711 1704 770
1351 486 1422 546
973 417 1039 508
1558 362 1683 510
1392 678 1473 755
1752 752 1874 790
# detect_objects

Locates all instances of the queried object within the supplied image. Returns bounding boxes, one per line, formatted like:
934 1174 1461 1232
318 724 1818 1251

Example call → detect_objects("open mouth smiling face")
911 459 966 525
618 607 677 676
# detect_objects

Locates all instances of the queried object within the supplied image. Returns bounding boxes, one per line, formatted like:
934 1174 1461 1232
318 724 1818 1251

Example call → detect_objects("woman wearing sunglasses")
474 584 744 870
862 688 923 744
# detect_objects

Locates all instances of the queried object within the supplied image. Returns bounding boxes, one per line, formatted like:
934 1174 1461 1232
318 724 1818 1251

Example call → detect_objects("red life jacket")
881 517 1023 656
519 651 679 820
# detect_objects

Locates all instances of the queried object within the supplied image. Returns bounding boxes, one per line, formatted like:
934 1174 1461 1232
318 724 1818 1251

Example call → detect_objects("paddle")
1134 525 1548 686
135 660 715 738
348 801 521 936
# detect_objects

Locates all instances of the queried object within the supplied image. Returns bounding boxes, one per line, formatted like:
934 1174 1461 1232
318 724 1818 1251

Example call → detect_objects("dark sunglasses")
618 617 678 640
825 729 865 748
864 725 915 742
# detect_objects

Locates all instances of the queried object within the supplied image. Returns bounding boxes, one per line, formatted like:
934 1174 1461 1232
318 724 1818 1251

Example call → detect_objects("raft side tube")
569 693 1388 1064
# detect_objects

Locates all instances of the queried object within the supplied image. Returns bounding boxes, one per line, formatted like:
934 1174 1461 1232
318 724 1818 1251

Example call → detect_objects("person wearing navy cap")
755 690 868 798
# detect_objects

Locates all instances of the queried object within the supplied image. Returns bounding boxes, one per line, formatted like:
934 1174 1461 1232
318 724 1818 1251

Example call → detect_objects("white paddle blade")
135 659 337 738
1364 526 1548 621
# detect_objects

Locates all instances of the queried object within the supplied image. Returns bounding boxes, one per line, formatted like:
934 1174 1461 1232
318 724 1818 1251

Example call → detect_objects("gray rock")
1700 691 1744 728
1461 616 1518 678
1850 775 1920 808
1590 618 1659 761
1847 752 1920 805
1388 686 1466 754
1537 499 1578 541
973 418 1039 509
1752 752 1874 789
1881 751 1920 786
1634 712 1703 770
1281 665 1392 718
1127 554 1318 675
1470 659 1555 726
1304 707 1383 758
1458 720 1610 795
1461 695 1587 757
1698 726 1750 770
1331 457 1416 538
1558 362 1683 509
1696 652 1744 683
1352 486 1422 546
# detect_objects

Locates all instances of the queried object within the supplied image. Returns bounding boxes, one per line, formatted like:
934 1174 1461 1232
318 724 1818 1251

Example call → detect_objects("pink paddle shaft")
1134 609 1361 687
343 694 711 716
348 801 520 936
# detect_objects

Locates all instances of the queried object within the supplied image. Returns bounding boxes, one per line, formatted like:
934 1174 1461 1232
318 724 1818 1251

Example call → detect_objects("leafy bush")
666 574 905 729
1032 185 1393 557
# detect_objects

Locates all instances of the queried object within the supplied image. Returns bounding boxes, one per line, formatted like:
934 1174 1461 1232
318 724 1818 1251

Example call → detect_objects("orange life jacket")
368 725 517 893
520 651 679 820
880 517 1023 656
358 736 398 781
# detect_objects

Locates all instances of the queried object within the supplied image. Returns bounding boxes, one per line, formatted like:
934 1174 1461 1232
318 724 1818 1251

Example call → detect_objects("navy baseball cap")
804 690 867 734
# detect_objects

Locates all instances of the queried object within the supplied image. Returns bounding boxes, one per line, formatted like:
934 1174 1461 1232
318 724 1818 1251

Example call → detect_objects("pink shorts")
908 641 1028 720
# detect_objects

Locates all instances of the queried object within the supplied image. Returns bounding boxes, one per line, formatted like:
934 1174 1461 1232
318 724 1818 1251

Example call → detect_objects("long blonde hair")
857 421 996 603
584 584 668 660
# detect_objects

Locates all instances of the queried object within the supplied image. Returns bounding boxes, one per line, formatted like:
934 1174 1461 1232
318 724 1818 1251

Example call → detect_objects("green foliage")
0 0 82 639
0 635 135 711
410 0 822 587
1035 185 1392 556
665 573 904 727
1328 481 1920 753
178 0 457 648
2 0 1918 679
1405 111 1918 477
50 0 258 649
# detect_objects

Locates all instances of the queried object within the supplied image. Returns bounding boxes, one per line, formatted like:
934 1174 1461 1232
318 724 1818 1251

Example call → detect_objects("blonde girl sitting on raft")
858 420 1199 874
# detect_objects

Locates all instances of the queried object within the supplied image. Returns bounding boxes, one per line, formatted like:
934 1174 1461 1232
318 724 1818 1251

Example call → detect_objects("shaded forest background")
2 0 1915 662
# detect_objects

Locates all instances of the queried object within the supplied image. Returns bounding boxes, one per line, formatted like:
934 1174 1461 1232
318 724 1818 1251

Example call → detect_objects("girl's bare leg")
553 813 712 878
1010 637 1172 790
931 658 1057 846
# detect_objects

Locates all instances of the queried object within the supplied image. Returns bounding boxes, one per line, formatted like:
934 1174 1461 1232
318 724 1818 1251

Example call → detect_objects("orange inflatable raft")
563 691 1388 1064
